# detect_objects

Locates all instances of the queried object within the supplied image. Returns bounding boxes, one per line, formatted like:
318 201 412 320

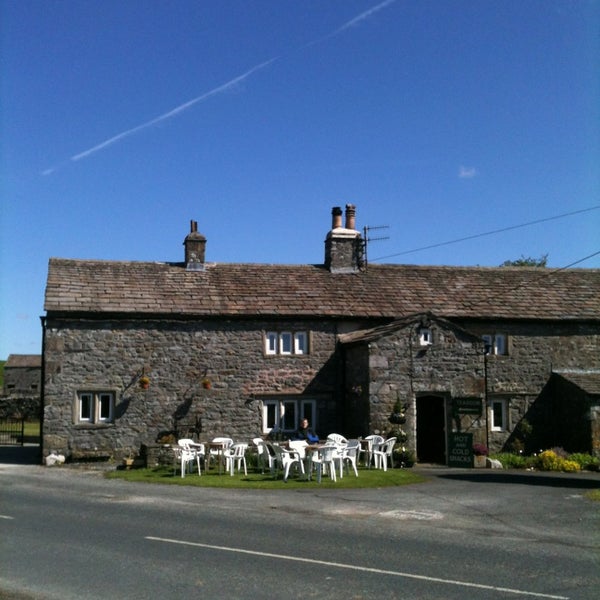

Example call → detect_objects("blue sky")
1 0 599 360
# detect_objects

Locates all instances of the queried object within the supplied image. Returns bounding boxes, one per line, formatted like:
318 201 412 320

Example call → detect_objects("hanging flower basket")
201 377 211 390
389 412 406 425
139 376 150 390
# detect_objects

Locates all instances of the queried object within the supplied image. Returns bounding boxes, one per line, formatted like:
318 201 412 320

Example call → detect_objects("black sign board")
447 432 473 468
454 398 482 416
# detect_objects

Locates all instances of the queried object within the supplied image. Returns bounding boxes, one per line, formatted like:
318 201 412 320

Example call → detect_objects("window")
419 328 433 346
294 332 307 354
76 391 115 424
280 332 292 354
482 334 507 355
261 398 316 435
490 399 508 431
265 331 308 355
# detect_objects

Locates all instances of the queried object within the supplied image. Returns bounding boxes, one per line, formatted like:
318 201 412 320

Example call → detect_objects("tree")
500 254 548 267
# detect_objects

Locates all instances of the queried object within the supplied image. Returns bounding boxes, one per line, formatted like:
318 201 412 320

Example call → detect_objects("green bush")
536 450 581 472
491 450 593 472
393 447 415 468
559 459 581 473
569 453 600 472
490 453 527 469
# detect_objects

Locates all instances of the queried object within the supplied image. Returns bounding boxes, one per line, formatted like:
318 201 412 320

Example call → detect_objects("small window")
494 334 506 356
76 391 115 424
261 398 317 435
98 393 114 422
419 328 433 346
264 331 309 356
294 332 307 354
265 332 278 355
491 399 508 431
483 334 508 355
79 393 93 422
282 400 297 430
280 332 293 355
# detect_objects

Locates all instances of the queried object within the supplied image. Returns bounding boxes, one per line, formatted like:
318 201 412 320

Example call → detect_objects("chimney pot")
345 204 356 230
332 206 343 229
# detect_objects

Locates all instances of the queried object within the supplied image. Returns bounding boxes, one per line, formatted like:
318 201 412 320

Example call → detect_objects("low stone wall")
141 443 175 468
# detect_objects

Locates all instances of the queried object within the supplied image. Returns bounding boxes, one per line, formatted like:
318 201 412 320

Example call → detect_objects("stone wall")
2 364 41 419
42 313 600 461
343 318 485 454
43 317 340 460
343 318 600 458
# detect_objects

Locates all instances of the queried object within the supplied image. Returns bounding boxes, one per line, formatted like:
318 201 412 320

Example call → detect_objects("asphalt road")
1 459 599 600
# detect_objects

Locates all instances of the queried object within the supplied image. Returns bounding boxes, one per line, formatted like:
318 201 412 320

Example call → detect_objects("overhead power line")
371 205 600 262
550 249 600 272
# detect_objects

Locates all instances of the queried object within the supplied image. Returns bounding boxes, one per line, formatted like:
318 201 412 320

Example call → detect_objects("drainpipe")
484 348 489 452
39 316 46 465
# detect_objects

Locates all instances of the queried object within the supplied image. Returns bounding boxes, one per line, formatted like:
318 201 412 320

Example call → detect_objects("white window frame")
279 332 293 355
265 332 278 355
264 331 309 356
483 333 508 355
79 393 93 422
419 328 433 346
294 331 307 354
76 391 115 424
98 393 114 422
261 398 317 435
490 398 508 431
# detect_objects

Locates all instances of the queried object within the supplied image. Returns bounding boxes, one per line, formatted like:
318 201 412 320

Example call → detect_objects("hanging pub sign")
447 432 473 468
454 397 482 416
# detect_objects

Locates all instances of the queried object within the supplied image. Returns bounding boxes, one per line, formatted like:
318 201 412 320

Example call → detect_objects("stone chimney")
183 220 206 271
324 204 363 273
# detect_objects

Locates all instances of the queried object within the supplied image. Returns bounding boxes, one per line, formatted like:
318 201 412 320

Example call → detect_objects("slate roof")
44 258 600 321
553 372 600 396
5 354 42 368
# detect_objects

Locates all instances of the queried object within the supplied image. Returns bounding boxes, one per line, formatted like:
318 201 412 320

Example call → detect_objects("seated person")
294 418 319 443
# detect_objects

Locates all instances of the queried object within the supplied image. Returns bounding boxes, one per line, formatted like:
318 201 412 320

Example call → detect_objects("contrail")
333 0 397 35
42 1 397 174
304 0 397 48
69 57 277 163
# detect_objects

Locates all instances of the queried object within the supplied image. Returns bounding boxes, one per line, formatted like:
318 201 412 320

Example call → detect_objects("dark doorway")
416 395 446 464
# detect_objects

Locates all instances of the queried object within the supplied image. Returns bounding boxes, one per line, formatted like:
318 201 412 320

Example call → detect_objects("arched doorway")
416 395 446 464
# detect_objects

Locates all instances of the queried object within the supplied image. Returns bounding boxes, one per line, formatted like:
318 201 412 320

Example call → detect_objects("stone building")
1 354 42 419
41 205 600 462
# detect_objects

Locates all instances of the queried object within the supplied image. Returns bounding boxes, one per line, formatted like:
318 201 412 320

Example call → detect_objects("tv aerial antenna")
362 225 389 268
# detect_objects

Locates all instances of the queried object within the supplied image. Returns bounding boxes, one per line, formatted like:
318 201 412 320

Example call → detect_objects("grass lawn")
106 465 425 489
23 421 41 437
586 489 600 502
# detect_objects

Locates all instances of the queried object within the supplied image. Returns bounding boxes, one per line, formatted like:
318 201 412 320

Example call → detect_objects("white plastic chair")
360 434 384 468
173 439 202 478
327 433 348 445
311 444 338 483
342 439 361 477
224 442 248 476
252 437 266 472
271 443 305 482
372 437 396 471
253 438 277 474
207 437 233 471
288 439 308 459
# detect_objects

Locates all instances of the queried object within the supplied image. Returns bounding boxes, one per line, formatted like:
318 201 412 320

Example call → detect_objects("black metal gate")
0 418 25 445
